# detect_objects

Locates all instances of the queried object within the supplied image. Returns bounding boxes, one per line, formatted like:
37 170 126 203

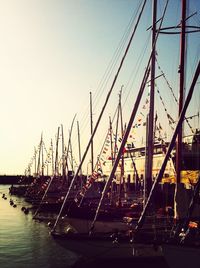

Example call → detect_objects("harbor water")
0 185 170 268
0 185 79 268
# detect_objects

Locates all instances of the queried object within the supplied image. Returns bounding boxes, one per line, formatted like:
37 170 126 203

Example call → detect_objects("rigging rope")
90 0 169 231
155 85 175 131
71 1 143 148
156 57 195 134
51 0 148 231
156 57 178 103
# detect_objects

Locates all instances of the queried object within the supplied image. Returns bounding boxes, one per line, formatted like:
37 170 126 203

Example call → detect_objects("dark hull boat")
50 208 172 259
162 244 200 268
162 173 200 268
51 230 163 260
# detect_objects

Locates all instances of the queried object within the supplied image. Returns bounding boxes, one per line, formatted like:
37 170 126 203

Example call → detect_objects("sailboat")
49 0 200 261
132 58 200 265
162 179 200 268
159 0 200 267
48 0 169 259
131 0 200 266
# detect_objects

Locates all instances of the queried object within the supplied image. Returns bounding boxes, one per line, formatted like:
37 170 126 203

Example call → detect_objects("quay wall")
0 175 33 184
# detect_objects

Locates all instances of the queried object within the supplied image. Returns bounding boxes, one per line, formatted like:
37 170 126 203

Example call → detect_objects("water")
0 185 79 268
0 185 170 268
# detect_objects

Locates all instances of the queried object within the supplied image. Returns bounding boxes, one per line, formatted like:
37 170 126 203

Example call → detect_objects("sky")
0 0 199 175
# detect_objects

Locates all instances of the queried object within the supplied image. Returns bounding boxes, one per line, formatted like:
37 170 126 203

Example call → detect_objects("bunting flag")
167 113 175 124
123 147 127 154
155 112 158 122
140 112 145 117
155 83 176 131
98 93 150 168
74 170 100 204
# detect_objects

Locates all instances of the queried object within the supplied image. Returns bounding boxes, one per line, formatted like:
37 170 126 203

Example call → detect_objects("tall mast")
69 134 74 172
34 146 37 176
65 114 76 183
55 127 60 176
77 121 82 166
90 91 94 173
118 87 124 207
36 133 43 177
135 60 200 231
51 139 54 176
90 0 169 230
109 116 114 205
77 121 83 186
51 0 147 231
109 116 114 166
176 0 186 184
61 124 66 181
114 95 120 160
145 0 157 197
41 136 44 176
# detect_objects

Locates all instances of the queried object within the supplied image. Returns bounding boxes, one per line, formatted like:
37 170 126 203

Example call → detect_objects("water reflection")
0 186 79 268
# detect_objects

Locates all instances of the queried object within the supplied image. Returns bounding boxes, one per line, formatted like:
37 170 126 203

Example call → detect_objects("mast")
36 133 43 177
90 91 94 173
114 101 119 161
145 0 157 199
34 146 37 177
112 89 124 206
90 0 169 230
65 114 76 181
176 0 186 184
69 134 74 173
135 60 200 231
51 0 147 232
109 116 114 205
55 127 60 176
51 139 54 176
174 0 187 221
61 124 66 181
77 121 83 187
41 137 44 176
118 87 124 207
90 68 151 229
109 116 114 166
144 114 149 205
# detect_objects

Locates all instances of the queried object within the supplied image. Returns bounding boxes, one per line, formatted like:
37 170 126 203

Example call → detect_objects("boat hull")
58 216 130 233
52 231 162 260
162 244 200 268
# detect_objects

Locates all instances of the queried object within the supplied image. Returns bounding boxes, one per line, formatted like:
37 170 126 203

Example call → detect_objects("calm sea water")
0 185 79 268
0 185 170 268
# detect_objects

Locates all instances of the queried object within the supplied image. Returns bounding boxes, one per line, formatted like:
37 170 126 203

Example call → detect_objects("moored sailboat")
49 0 175 260
47 0 200 262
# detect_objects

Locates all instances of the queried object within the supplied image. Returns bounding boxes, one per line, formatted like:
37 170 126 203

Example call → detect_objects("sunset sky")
0 0 199 175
